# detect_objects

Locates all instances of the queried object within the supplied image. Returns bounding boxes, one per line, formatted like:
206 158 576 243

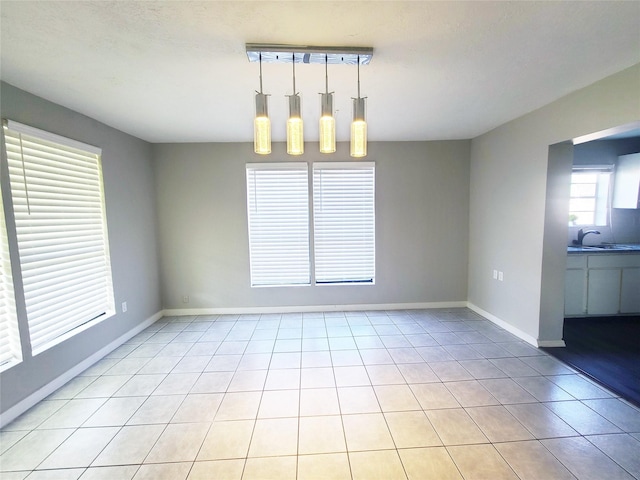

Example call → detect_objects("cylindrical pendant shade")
351 97 367 157
287 94 304 155
319 92 335 153
254 93 271 154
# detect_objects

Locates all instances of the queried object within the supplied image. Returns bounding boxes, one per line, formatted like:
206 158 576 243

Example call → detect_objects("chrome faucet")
572 228 600 246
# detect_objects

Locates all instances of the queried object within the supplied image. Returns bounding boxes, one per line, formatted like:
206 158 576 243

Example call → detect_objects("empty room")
1 1 639 479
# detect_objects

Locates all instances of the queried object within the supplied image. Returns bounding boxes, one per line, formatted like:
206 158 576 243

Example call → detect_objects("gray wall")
570 137 640 245
154 140 471 310
468 64 640 343
0 82 162 413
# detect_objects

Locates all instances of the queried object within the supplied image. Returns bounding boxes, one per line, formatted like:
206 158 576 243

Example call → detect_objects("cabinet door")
587 269 621 315
620 268 640 313
564 269 586 316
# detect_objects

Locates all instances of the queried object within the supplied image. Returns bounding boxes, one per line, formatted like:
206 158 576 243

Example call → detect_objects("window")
246 162 375 287
3 120 115 354
569 166 612 226
246 163 310 286
313 162 375 284
0 180 21 371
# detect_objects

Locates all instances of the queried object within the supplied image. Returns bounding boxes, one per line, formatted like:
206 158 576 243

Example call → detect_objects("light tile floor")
1 308 640 479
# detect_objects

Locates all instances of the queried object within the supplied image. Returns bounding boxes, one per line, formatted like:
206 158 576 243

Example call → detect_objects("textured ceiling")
1 1 639 143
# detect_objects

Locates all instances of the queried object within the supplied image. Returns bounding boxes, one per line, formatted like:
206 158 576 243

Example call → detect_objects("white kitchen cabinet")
564 255 587 316
612 153 640 209
620 268 640 313
587 268 622 315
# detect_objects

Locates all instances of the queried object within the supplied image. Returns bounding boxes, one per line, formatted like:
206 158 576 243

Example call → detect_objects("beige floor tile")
410 383 460 410
248 417 298 457
113 373 166 397
374 385 421 412
342 413 395 451
132 462 192 480
466 405 533 442
204 355 242 372
495 440 576 480
215 391 262 421
338 386 381 414
299 388 340 416
425 408 488 445
258 389 300 418
0 429 74 471
188 459 244 480
171 393 223 423
385 411 441 448
152 373 199 395
479 378 537 404
48 376 98 401
270 352 301 369
301 351 332 368
444 380 499 407
137 356 181 375
92 424 165 466
25 468 85 479
189 372 233 394
366 364 406 385
78 465 139 479
547 374 614 400
127 395 184 425
359 347 393 364
505 403 578 438
2 400 67 431
300 367 335 388
237 353 272 370
349 450 407 480
297 452 351 480
197 420 254 460
586 433 640 478
399 447 463 480
0 431 28 455
264 369 300 390
84 397 146 427
448 444 518 479
545 400 622 435
542 436 635 480
398 363 439 383
242 455 297 480
582 398 640 432
330 349 362 365
333 366 370 387
298 415 346 454
227 370 268 392
75 375 132 399
38 427 120 469
37 398 106 429
145 422 209 463
513 376 575 402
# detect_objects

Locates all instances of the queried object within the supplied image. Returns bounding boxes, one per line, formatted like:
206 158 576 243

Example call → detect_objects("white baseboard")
466 302 563 348
163 301 468 317
0 310 164 428
537 340 567 348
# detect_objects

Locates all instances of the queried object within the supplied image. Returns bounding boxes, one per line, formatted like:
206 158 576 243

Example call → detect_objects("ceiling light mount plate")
246 44 373 65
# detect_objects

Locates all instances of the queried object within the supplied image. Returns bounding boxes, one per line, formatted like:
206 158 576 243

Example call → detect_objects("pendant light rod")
258 53 263 93
292 52 296 94
325 55 329 94
357 55 361 98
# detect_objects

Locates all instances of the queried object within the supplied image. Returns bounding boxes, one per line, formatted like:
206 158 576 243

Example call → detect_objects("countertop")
567 244 640 254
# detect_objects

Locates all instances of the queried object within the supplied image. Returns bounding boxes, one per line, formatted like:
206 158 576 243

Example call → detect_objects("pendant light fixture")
319 55 336 154
350 55 367 158
254 53 271 155
286 53 304 155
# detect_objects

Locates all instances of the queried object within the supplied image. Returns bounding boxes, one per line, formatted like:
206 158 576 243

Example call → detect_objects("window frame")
3 119 115 355
245 161 376 288
569 165 612 227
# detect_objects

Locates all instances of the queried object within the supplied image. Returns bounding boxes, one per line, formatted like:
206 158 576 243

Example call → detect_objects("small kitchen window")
569 166 612 226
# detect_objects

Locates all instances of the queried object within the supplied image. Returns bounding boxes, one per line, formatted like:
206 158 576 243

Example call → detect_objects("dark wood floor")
543 316 640 407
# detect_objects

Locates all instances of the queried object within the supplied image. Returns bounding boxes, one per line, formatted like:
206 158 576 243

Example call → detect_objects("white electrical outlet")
122 301 127 313
493 269 498 280
182 295 190 304
498 271 504 282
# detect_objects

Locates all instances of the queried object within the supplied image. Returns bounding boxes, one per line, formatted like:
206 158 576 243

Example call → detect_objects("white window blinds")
246 163 310 286
0 180 21 370
313 162 375 284
3 120 115 354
